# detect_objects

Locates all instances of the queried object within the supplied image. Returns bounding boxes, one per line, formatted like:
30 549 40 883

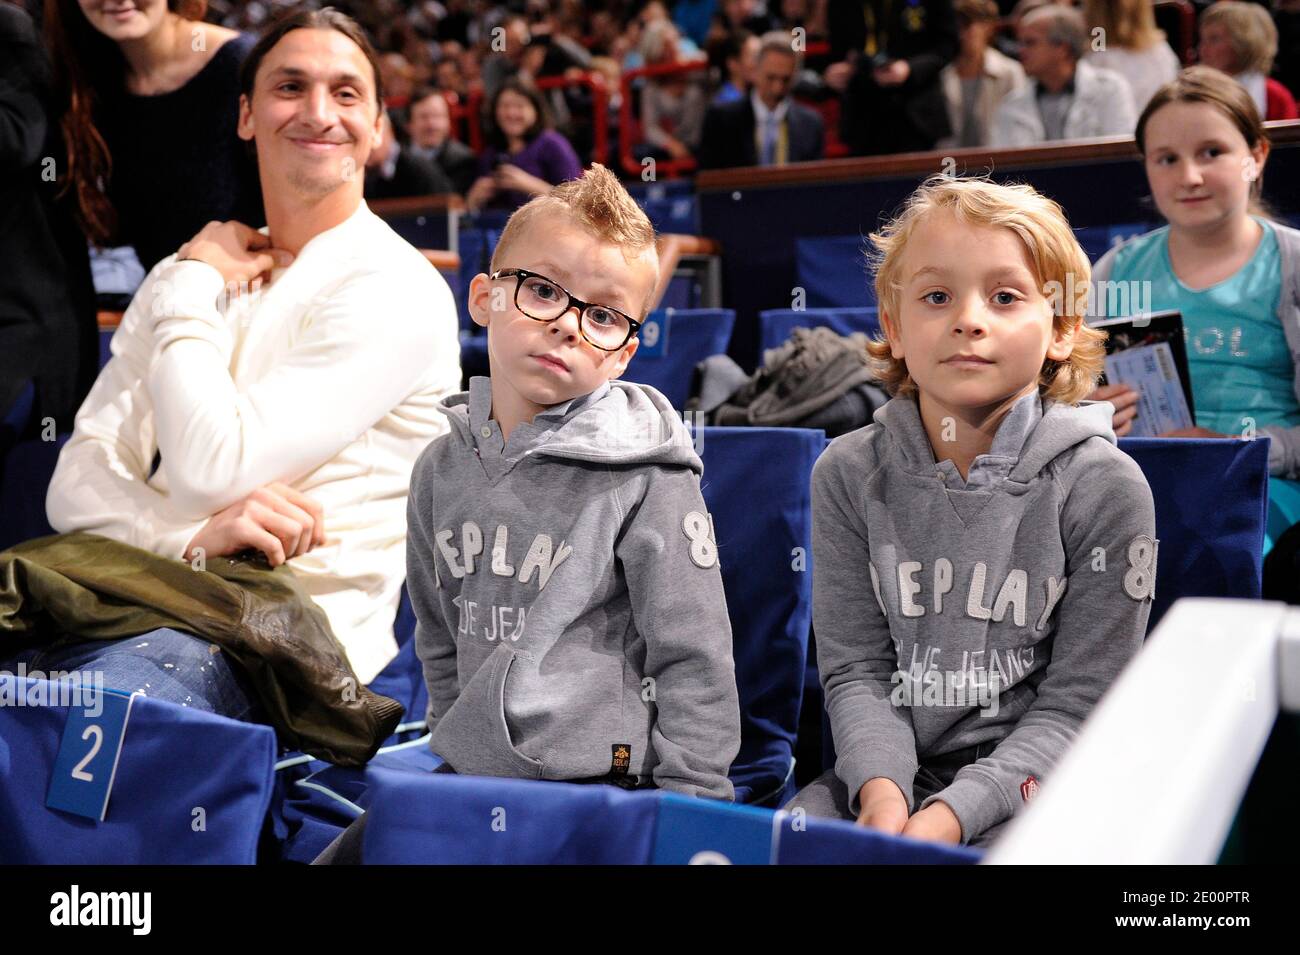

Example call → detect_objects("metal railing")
619 59 712 178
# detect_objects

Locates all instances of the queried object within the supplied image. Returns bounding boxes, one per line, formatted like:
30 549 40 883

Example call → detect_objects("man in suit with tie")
698 31 825 169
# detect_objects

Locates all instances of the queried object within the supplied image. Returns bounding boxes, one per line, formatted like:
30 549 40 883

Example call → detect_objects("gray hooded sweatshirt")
407 377 741 800
814 390 1156 843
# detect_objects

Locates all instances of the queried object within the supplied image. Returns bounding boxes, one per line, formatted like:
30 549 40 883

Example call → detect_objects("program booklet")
1092 310 1196 438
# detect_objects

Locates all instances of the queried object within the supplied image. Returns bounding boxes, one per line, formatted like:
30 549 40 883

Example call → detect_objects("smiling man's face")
237 28 382 199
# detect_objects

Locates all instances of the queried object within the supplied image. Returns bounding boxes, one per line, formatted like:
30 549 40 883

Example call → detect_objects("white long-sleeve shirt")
47 201 462 683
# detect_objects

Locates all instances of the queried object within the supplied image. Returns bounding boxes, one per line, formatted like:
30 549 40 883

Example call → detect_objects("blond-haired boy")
787 176 1157 847
407 164 740 798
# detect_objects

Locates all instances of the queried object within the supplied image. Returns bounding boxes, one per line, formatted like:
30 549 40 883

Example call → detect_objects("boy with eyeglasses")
406 163 740 798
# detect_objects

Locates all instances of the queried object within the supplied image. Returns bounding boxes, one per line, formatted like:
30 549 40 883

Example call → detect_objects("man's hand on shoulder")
856 777 909 834
183 482 327 568
176 221 294 292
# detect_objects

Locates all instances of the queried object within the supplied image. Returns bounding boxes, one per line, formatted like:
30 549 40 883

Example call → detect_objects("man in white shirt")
3 9 460 717
990 5 1136 147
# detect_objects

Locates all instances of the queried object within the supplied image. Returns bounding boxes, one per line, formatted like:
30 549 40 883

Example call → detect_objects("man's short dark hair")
408 86 445 113
239 6 385 108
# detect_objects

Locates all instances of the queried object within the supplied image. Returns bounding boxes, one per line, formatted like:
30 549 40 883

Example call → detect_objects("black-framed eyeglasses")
491 268 642 352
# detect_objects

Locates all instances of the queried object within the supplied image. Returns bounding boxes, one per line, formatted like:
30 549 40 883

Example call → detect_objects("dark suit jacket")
828 0 958 154
698 97 826 169
0 5 97 433
364 146 454 200
434 138 479 196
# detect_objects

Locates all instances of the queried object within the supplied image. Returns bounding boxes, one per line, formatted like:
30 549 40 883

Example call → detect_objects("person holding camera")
826 0 959 155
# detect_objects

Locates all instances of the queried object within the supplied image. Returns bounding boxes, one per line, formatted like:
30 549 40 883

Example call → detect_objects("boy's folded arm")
616 466 740 800
921 456 1157 843
406 452 460 728
812 447 919 813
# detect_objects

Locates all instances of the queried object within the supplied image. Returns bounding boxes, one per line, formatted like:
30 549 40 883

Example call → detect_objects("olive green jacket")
0 532 402 766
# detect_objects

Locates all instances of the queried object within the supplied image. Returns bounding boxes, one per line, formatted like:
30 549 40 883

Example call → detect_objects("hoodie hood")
437 379 702 473
872 393 1117 486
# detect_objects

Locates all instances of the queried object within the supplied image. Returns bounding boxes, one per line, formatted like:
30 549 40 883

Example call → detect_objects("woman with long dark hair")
46 0 262 269
466 76 582 213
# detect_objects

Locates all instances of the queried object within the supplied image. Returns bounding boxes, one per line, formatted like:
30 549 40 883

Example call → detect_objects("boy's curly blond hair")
866 175 1106 405
490 163 660 317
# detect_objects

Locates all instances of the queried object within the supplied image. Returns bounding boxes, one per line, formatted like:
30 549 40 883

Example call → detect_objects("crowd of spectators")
13 0 1300 213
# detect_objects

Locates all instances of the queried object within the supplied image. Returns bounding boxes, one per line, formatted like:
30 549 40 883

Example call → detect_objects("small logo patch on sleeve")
1020 775 1039 802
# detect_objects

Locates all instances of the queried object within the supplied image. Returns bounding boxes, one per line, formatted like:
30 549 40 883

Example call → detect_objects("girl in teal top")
1091 67 1300 554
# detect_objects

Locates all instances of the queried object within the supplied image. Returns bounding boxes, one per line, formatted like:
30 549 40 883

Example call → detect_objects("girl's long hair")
43 0 208 244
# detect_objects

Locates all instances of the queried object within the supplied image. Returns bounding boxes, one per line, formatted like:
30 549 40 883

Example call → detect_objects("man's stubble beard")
285 153 362 199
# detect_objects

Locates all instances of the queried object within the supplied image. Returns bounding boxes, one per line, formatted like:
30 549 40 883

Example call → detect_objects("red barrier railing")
1155 0 1197 66
536 72 610 167
442 88 479 151
619 59 711 178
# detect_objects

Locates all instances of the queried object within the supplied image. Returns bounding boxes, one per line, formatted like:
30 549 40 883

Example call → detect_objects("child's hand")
901 800 963 844
855 777 909 834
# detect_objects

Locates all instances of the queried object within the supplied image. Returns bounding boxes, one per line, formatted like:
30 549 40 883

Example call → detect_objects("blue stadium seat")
357 773 979 864
1117 437 1268 629
0 675 276 864
0 433 68 552
794 235 873 308
621 308 735 408
700 427 820 805
365 586 424 727
757 307 881 358
786 227 1159 307
658 272 702 310
456 227 501 332
376 207 457 255
364 772 657 864
639 196 699 236
627 180 697 235
773 810 980 864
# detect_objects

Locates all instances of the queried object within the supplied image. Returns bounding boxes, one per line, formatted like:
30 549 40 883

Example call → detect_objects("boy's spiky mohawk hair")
490 164 659 316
